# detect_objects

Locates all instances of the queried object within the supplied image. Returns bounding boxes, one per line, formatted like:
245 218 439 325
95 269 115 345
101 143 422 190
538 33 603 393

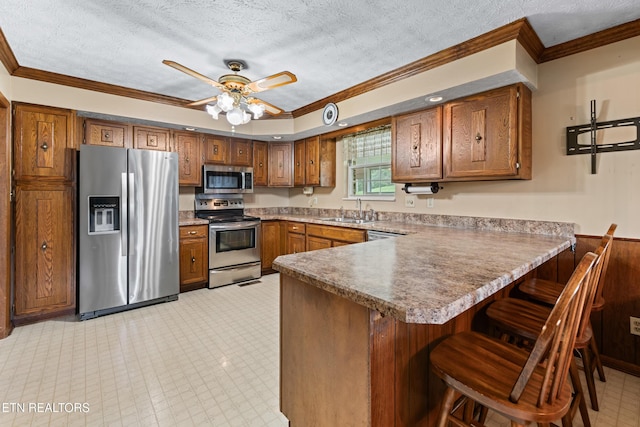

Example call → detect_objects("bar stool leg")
580 347 599 411
590 335 606 382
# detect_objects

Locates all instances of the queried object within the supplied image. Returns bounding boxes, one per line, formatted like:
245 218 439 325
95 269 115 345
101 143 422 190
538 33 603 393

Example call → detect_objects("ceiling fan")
163 59 297 125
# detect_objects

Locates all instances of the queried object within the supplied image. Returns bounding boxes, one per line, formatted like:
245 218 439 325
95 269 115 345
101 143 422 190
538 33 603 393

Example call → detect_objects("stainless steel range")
195 194 261 288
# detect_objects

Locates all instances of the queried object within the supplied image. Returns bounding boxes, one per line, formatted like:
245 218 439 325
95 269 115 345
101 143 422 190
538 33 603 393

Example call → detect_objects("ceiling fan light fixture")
226 107 245 126
206 104 222 119
217 92 235 112
248 103 265 119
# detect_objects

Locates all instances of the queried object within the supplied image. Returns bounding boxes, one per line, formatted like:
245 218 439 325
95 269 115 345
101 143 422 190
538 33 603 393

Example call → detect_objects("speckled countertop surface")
265 210 574 325
178 211 208 226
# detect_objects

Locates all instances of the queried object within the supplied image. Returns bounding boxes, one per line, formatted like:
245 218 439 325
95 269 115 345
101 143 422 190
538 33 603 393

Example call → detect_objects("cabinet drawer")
306 224 366 243
287 222 306 234
180 225 208 239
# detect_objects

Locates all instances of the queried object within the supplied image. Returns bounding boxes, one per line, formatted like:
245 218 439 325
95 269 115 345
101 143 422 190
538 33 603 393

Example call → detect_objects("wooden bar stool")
430 252 597 427
517 225 616 411
484 233 612 424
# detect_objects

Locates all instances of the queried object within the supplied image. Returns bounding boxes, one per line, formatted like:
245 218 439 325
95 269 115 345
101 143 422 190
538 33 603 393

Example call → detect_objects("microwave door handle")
121 172 128 256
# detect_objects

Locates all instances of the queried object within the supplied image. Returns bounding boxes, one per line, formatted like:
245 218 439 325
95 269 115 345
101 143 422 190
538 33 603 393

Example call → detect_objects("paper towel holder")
402 183 441 195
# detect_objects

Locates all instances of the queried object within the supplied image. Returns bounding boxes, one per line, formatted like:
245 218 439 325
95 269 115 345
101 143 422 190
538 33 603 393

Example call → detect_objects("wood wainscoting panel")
574 235 640 375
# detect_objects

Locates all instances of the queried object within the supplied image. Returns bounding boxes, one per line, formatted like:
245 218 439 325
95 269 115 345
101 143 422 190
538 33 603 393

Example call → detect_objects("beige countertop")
267 211 574 325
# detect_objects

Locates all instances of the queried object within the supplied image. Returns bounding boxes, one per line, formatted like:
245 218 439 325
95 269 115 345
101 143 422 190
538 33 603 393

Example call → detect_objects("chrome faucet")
339 206 345 220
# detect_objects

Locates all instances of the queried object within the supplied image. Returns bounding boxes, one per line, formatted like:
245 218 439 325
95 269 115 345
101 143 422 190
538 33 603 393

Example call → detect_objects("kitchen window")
342 124 395 200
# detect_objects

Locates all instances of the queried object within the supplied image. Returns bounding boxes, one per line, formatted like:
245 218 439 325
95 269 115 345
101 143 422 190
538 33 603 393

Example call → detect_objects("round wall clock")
322 103 338 126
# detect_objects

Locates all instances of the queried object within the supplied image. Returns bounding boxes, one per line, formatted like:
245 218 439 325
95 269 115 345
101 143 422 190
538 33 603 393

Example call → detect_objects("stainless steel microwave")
200 165 253 194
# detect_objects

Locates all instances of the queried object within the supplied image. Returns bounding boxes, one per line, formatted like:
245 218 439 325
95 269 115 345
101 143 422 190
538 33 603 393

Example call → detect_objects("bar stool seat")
517 225 616 410
431 252 597 427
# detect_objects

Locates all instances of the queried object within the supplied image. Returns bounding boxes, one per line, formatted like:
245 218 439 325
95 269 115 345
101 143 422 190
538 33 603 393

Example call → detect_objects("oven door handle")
208 221 261 230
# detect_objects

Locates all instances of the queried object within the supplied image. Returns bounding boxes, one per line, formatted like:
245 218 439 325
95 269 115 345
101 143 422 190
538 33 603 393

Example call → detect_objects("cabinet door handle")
292 226 298 230
259 162 263 167
185 157 190 162
189 230 197 235
309 160 314 165
41 242 48 251
239 149 243 154
213 146 218 154
41 143 48 151
191 256 196 263
475 133 483 142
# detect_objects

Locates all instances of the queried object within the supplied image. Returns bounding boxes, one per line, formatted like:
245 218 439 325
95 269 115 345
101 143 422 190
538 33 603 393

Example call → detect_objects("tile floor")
0 273 638 426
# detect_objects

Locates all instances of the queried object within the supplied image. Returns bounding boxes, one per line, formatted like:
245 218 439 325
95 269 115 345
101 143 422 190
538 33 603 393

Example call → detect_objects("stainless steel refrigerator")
78 145 179 320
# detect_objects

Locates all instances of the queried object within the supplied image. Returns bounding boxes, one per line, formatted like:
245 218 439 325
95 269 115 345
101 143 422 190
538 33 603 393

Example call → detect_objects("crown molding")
1 17 639 116
0 28 19 73
291 18 543 118
540 18 640 63
12 66 193 108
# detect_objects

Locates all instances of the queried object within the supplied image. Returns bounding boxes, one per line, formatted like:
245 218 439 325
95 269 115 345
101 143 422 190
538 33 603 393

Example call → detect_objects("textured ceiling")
1 0 639 114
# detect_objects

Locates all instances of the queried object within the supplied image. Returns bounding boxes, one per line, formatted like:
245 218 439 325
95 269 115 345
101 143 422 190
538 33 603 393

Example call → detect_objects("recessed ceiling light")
184 127 197 131
427 96 443 103
272 136 282 140
337 122 348 127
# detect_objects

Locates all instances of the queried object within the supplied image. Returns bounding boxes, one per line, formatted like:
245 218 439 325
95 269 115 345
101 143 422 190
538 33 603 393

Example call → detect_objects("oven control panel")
195 195 244 211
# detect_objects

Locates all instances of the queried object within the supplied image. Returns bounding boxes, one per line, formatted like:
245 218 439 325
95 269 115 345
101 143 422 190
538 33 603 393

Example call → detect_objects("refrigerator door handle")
128 172 135 245
121 172 129 256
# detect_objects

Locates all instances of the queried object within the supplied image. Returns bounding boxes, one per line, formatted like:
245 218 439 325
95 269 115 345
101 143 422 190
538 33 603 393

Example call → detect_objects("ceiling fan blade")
248 98 284 116
188 95 218 107
246 71 297 93
163 60 226 90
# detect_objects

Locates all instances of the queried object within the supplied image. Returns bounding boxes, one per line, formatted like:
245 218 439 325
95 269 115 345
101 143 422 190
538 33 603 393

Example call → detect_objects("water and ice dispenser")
88 196 120 234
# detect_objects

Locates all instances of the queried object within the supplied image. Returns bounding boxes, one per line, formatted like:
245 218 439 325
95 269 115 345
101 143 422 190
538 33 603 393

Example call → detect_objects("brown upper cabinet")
174 131 202 186
229 138 252 166
443 83 531 180
204 136 253 166
133 125 172 151
392 83 531 183
204 135 229 164
253 140 268 187
293 136 336 187
268 142 294 187
13 103 75 182
293 140 306 186
84 118 131 149
392 107 443 182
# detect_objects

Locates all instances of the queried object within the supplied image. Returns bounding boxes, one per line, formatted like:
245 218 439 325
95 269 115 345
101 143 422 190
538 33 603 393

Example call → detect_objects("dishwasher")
367 230 404 240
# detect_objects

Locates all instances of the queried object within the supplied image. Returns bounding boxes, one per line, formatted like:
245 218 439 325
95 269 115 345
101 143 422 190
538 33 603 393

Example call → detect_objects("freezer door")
128 149 179 304
78 145 128 314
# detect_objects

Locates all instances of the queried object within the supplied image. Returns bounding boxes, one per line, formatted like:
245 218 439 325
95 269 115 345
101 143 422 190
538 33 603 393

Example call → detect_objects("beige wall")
5 36 640 238
289 36 640 239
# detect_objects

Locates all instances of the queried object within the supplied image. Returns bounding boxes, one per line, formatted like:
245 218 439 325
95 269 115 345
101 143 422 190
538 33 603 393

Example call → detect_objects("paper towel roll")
402 183 440 194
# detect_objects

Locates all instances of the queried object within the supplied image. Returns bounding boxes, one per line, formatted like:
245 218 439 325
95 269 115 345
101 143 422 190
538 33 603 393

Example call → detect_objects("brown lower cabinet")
283 221 366 256
261 220 283 274
179 225 208 292
14 185 75 324
286 222 306 254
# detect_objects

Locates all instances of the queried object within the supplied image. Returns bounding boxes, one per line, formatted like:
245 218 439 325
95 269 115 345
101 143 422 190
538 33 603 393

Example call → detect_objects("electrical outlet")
405 195 416 208
427 198 434 208
631 316 640 336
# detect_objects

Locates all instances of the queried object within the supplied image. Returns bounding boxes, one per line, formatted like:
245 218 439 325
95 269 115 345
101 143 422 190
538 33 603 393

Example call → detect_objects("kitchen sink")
317 217 374 224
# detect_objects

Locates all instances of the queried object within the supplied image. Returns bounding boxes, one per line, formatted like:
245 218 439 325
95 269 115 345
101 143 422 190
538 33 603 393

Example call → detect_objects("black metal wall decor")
566 99 640 174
